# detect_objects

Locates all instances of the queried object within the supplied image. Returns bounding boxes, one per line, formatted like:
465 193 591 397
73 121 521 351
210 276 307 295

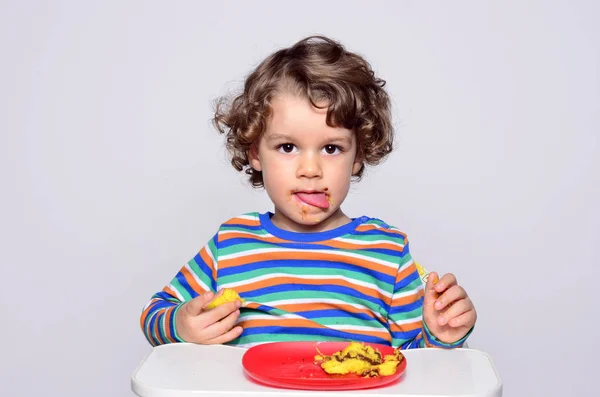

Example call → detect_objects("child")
140 36 476 349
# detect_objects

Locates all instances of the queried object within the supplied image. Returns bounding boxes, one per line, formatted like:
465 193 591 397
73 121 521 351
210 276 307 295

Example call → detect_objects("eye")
277 143 297 154
323 145 341 155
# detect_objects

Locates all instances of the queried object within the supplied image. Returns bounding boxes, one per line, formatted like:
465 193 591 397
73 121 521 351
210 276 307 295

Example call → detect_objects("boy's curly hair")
213 35 393 188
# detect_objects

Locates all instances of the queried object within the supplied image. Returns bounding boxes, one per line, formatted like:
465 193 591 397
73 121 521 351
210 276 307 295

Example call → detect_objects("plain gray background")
1 0 598 396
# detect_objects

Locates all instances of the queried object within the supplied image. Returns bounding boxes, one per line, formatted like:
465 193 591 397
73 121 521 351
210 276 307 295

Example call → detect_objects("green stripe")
186 258 214 292
227 333 351 346
220 266 390 286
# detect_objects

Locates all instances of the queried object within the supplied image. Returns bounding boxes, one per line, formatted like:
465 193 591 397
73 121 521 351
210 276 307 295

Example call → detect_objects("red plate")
242 341 407 390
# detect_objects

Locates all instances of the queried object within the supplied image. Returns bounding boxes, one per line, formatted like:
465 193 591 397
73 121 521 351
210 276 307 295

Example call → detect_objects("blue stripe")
393 270 420 292
300 309 388 328
148 299 178 311
219 237 339 250
390 328 421 341
400 335 422 350
240 326 391 345
191 253 217 291
299 309 382 323
243 284 387 307
147 312 160 346
175 272 199 298
389 297 423 315
219 259 395 285
167 308 177 342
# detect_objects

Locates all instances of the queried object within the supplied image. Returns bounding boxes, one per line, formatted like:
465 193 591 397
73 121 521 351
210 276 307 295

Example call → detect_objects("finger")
434 285 467 311
203 300 242 323
447 307 477 328
204 326 244 345
202 309 241 340
423 271 439 306
434 273 457 293
437 298 472 326
185 291 215 315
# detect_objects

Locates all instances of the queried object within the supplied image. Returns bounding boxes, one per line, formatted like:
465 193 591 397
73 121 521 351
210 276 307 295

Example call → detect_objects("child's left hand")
423 272 477 344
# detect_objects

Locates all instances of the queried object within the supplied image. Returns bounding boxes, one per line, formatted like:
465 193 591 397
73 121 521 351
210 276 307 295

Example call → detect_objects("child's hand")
423 272 477 344
175 290 243 344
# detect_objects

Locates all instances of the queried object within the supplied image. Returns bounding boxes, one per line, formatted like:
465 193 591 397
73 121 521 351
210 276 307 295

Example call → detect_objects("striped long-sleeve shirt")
140 212 468 349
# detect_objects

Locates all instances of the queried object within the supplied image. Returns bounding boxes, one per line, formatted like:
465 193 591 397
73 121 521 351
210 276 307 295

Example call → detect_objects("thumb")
423 271 439 308
184 291 215 315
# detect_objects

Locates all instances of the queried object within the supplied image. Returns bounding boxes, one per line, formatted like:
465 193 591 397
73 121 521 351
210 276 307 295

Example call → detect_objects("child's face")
250 93 362 232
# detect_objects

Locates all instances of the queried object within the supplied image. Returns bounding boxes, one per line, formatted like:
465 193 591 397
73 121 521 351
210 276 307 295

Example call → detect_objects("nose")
296 151 323 179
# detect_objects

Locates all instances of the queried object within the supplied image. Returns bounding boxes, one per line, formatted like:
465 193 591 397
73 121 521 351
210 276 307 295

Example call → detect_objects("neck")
270 208 352 233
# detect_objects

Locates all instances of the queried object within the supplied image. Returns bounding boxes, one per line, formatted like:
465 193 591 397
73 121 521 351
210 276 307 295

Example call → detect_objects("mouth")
293 190 331 209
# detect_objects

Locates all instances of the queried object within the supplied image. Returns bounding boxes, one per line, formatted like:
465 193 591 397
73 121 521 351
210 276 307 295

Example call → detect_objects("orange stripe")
389 320 422 333
220 232 287 244
355 224 407 238
339 328 391 340
395 263 418 284
276 303 381 318
179 266 205 295
199 247 217 282
235 276 387 300
220 252 397 276
140 299 158 330
391 289 424 307
163 285 180 300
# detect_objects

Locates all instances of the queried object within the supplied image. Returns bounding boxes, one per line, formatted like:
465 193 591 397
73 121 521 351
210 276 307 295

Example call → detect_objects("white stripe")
248 298 386 322
389 315 423 326
398 257 415 273
218 247 287 260
161 310 168 341
205 243 217 272
327 324 387 332
142 298 160 311
235 214 260 221
219 229 274 239
336 237 405 249
169 284 185 302
239 313 304 321
220 273 392 299
184 263 211 292
392 284 423 299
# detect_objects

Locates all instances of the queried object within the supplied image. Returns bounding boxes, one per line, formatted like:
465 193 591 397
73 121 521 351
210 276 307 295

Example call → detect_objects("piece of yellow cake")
314 342 404 377
204 289 245 310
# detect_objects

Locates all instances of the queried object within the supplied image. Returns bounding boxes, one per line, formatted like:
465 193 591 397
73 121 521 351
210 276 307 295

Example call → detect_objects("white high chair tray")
132 343 502 397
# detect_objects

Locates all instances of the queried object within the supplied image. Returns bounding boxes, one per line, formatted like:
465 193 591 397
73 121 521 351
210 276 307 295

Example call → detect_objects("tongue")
296 192 330 209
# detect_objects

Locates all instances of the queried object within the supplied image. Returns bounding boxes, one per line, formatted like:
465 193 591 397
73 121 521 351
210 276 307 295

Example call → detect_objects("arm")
139 234 219 346
386 243 471 349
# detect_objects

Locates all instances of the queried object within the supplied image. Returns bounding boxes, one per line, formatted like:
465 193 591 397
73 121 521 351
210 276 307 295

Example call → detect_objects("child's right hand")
175 291 243 344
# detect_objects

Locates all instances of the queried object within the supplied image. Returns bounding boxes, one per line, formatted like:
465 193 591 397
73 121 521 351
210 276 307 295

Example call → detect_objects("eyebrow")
265 133 295 142
265 133 353 145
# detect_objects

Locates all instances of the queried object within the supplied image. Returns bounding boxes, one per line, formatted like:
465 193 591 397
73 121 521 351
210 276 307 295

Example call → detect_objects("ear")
352 150 364 175
248 144 262 172
352 160 363 176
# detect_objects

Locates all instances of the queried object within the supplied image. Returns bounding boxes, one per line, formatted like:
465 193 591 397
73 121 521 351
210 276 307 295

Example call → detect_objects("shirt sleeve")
386 242 470 349
139 233 219 346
